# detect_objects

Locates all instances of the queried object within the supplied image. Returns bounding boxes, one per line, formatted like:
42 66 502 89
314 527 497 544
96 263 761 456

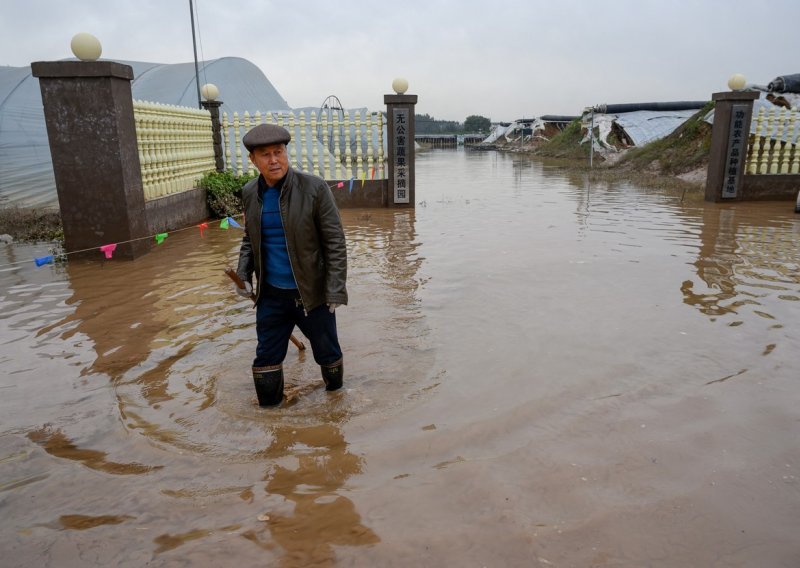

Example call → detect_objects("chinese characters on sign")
392 108 410 204
722 104 748 199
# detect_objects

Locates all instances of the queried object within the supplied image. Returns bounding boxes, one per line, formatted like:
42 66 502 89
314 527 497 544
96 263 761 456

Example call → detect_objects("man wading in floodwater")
234 124 348 406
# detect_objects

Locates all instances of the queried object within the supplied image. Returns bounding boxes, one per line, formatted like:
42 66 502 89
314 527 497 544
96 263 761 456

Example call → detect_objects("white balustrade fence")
133 100 216 200
746 106 800 175
221 109 387 180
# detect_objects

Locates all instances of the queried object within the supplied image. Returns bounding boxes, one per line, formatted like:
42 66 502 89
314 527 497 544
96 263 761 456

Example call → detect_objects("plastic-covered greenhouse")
0 57 291 208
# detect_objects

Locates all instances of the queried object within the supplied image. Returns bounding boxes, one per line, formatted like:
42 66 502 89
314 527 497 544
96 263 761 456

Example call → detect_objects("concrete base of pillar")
329 180 388 208
145 189 210 235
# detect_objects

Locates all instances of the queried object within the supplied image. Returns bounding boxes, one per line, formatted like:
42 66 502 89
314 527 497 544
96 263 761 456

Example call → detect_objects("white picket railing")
746 106 800 175
131 102 388 201
221 109 387 181
133 100 216 200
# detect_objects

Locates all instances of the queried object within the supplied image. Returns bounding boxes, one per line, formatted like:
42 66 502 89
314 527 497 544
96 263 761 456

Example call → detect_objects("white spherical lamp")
201 83 220 101
727 73 747 91
70 33 102 61
392 77 409 95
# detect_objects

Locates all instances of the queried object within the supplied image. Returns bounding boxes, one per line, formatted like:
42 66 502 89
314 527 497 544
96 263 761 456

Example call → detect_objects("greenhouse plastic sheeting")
612 108 700 146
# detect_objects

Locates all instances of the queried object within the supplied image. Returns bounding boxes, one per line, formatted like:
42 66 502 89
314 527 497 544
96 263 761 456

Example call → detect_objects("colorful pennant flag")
348 178 354 193
34 255 54 267
99 243 117 259
7 211 291 270
371 167 376 180
361 170 367 188
336 181 345 189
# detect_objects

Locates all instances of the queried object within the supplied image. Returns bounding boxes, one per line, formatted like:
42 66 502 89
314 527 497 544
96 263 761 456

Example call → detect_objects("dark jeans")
254 290 342 368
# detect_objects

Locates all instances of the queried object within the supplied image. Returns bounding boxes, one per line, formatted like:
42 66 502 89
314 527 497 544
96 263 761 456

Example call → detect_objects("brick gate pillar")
31 60 149 258
705 90 760 202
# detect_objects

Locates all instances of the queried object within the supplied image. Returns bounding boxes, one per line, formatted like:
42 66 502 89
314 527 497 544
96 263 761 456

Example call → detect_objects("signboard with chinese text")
722 104 748 199
392 108 410 204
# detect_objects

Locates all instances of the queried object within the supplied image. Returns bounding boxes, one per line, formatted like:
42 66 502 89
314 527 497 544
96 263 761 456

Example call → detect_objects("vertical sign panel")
722 104 748 199
392 108 409 204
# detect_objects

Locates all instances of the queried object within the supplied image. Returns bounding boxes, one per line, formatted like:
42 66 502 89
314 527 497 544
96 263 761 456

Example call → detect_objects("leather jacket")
236 168 348 312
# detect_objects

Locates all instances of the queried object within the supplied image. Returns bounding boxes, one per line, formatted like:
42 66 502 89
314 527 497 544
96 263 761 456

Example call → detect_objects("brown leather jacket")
236 168 347 312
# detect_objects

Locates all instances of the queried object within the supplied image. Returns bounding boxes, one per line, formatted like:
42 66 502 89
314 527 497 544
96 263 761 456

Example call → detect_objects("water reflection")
681 207 740 317
36 259 168 381
36 231 239 386
154 523 243 554
27 426 162 474
339 207 436 412
345 208 423 306
59 514 135 530
552 170 800 330
681 205 800 323
243 422 379 566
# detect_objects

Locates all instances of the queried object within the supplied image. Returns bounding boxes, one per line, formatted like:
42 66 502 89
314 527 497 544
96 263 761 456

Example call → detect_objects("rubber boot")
252 365 284 406
321 359 343 391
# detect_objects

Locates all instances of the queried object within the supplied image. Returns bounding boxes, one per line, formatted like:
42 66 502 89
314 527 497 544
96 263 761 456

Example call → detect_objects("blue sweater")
260 185 297 289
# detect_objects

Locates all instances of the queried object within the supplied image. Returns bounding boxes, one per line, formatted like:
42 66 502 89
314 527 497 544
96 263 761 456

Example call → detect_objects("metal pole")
189 0 202 109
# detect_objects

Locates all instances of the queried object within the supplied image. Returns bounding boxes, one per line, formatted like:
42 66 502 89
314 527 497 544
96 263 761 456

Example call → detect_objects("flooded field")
2 149 799 567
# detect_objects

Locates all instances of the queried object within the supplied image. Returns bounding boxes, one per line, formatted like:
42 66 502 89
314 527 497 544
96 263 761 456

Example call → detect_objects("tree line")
415 113 491 135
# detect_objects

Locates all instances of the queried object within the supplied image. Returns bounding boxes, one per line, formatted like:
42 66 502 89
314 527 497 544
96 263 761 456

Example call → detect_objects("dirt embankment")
489 103 715 190
0 206 62 243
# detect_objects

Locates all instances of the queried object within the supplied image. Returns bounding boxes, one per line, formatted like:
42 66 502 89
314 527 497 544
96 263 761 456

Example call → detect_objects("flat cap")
242 124 291 151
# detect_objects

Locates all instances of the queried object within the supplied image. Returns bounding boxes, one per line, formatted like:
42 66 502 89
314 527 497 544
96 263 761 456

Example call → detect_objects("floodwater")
1 149 799 567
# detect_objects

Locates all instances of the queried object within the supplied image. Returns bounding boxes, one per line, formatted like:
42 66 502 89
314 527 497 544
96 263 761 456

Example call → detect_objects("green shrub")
199 171 256 218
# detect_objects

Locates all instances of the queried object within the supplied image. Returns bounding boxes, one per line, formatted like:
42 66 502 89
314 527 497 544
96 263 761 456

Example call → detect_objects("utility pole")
189 0 202 109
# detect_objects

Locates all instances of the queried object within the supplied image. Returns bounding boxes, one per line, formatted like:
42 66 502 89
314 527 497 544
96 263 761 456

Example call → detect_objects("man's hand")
235 281 253 299
327 303 339 313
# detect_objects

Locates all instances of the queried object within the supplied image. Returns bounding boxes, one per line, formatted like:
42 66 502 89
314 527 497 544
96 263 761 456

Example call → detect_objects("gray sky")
2 0 798 122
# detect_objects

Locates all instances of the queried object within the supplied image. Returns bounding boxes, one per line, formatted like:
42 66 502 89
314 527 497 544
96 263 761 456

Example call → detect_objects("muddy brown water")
1 150 799 567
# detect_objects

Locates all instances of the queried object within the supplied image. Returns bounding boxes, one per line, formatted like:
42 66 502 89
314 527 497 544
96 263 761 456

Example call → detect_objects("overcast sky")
2 0 798 122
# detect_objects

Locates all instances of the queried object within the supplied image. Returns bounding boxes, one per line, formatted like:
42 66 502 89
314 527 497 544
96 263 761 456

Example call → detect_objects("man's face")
249 143 289 186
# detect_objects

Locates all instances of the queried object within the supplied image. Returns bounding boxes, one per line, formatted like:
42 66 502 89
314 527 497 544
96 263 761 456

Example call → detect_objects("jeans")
254 292 342 368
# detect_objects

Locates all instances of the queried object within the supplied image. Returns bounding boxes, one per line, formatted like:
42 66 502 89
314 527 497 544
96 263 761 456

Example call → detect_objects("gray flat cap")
243 124 291 151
